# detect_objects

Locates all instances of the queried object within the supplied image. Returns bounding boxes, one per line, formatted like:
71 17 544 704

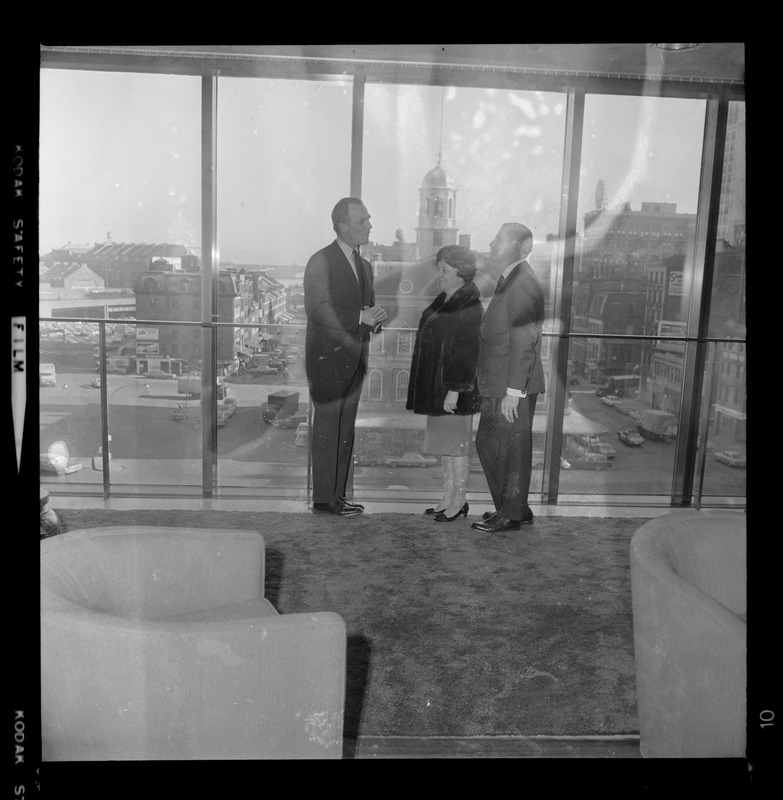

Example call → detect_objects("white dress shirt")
336 238 365 326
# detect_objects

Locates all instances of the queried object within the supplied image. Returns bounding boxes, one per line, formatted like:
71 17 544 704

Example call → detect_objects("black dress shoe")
340 497 365 510
434 502 469 522
312 500 363 516
471 514 522 533
483 507 534 523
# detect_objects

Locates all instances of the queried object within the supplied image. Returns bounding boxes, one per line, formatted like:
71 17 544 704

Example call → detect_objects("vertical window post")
201 75 219 495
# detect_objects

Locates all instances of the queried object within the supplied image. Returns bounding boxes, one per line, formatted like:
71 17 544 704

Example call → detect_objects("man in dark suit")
471 223 546 533
304 197 387 516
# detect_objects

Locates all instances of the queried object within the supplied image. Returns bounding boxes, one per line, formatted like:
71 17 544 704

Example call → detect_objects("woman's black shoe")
424 507 445 515
434 502 469 522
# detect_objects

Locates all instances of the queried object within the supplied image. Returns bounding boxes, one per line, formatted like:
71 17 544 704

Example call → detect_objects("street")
39 368 745 500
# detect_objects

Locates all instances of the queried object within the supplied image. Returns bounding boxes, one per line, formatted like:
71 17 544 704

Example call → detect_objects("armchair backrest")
41 526 265 619
649 511 746 617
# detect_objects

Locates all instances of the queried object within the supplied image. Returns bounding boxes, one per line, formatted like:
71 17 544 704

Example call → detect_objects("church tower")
415 157 459 259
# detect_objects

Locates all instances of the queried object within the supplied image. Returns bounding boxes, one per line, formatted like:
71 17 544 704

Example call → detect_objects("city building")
80 241 199 290
718 103 746 246
133 265 258 375
41 262 104 291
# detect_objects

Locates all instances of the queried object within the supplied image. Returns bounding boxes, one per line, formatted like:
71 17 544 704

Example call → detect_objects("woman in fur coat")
406 245 483 521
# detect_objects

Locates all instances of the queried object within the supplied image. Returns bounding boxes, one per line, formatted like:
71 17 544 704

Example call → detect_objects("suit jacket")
406 281 483 417
304 240 375 402
476 260 546 399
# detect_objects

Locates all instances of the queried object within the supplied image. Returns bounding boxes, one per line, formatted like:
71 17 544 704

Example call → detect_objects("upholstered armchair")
41 526 346 760
630 510 746 758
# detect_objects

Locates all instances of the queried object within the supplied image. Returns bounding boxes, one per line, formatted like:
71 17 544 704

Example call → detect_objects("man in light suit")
304 197 387 516
471 223 546 533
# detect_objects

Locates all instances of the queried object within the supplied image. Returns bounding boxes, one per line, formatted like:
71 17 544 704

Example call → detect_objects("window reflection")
354 83 563 498
701 100 746 498
214 77 352 494
564 95 706 495
559 339 679 495
39 70 202 322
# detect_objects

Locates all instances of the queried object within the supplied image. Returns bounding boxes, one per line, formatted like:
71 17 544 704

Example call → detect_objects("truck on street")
262 390 300 423
637 409 678 442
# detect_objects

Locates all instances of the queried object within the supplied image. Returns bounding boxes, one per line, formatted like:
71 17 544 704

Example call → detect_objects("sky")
39 69 706 267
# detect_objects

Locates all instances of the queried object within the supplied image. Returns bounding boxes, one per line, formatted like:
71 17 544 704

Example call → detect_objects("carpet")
52 508 648 742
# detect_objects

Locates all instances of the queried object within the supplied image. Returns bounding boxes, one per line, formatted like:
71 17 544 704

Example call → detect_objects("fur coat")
406 281 483 416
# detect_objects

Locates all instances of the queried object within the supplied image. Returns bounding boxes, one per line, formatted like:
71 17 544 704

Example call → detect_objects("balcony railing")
39 316 746 509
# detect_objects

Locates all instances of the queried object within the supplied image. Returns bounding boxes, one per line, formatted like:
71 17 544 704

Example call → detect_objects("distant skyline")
39 70 706 266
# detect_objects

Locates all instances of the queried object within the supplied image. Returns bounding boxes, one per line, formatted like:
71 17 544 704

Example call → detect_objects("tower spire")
437 87 445 166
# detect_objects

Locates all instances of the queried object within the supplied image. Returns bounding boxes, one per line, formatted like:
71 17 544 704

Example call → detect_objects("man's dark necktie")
495 274 506 293
353 249 366 298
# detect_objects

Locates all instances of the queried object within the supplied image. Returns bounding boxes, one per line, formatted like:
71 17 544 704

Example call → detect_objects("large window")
214 77 353 494
39 70 203 493
354 82 563 500
561 95 708 496
38 53 745 509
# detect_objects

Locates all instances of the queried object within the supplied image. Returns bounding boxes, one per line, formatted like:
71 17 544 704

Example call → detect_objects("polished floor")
49 492 675 518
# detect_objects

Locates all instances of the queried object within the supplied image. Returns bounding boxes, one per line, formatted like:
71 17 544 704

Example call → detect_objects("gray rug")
53 508 647 742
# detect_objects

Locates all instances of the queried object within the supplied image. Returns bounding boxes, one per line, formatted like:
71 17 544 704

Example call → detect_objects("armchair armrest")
41 608 346 760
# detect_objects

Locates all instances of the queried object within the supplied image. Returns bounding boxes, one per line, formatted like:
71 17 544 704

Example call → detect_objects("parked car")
274 413 308 429
591 440 618 459
354 455 380 466
572 434 616 459
601 394 621 406
171 403 199 421
383 452 438 468
248 365 278 376
715 450 747 468
219 398 238 417
618 428 645 447
143 369 176 380
213 398 238 426
267 358 284 370
293 422 309 448
595 386 610 397
569 453 612 470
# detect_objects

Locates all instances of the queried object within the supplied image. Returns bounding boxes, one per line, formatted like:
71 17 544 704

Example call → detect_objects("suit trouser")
311 365 364 504
475 393 538 520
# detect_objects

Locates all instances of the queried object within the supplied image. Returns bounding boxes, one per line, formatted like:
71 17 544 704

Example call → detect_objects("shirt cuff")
506 387 525 397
